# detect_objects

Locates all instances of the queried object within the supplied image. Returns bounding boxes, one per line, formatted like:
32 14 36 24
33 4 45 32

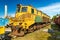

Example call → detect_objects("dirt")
11 25 51 40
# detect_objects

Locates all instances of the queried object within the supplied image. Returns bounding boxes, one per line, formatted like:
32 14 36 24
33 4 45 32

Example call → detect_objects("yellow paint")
41 12 50 19
21 14 35 29
34 8 37 14
38 11 42 16
14 5 36 29
9 4 50 29
0 26 5 34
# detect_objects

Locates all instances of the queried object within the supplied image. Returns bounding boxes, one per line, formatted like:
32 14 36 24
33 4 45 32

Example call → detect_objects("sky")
0 0 60 18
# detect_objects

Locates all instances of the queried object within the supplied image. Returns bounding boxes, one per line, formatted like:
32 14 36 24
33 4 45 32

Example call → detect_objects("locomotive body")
8 4 50 36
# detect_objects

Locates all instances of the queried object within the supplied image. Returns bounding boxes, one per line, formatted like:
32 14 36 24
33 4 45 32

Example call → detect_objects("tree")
52 15 57 21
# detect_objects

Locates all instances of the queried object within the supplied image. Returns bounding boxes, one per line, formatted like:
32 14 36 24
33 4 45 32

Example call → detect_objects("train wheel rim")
17 31 25 37
28 28 34 33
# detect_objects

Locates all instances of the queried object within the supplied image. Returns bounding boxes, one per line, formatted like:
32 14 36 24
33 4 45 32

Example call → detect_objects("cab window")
22 7 27 12
17 6 20 12
31 9 34 14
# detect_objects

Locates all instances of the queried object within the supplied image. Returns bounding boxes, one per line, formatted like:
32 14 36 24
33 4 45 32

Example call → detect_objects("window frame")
22 7 27 12
17 6 20 12
31 8 34 14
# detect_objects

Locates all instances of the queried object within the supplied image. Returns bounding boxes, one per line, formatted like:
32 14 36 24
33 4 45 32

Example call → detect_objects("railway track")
12 24 51 40
9 23 50 37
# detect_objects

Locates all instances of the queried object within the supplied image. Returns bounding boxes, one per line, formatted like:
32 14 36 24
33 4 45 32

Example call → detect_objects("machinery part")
28 27 34 33
17 31 25 37
10 26 25 37
33 25 37 31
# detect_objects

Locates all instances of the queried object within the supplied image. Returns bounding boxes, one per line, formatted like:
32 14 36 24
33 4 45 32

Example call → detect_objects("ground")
5 24 60 40
11 25 51 40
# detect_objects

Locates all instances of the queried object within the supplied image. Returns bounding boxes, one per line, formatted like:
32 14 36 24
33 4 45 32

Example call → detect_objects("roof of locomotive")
37 10 50 18
17 4 50 18
17 4 33 7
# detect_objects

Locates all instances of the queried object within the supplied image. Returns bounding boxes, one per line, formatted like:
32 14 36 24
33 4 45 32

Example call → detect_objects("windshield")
22 7 27 12
17 6 20 12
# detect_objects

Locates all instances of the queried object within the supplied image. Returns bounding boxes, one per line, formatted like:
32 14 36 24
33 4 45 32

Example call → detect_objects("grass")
51 24 59 30
12 31 51 40
49 24 60 40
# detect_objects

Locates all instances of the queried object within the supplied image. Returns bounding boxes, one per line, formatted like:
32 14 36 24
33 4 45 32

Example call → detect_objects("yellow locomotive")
8 4 50 36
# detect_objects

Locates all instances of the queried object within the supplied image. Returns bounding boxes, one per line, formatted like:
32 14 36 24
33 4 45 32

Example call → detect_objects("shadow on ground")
1 31 11 40
48 24 60 40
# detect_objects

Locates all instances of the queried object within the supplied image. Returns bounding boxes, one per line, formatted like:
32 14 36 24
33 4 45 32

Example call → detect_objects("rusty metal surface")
54 16 60 25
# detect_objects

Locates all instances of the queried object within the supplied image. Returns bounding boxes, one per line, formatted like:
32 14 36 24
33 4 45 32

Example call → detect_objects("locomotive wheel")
36 25 41 30
43 24 46 27
17 28 25 37
39 25 43 29
9 31 25 37
33 25 37 31
10 29 25 37
28 27 34 33
17 30 25 37
23 29 28 34
38 25 43 29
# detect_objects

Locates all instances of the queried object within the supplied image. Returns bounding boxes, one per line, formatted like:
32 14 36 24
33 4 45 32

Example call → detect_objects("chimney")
5 5 7 18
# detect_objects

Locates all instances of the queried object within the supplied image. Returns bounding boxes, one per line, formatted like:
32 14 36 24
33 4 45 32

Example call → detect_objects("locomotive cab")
15 4 37 18
8 4 50 37
10 4 36 29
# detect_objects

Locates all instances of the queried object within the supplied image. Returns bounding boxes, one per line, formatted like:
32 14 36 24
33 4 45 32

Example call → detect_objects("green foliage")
52 14 60 21
52 16 57 21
